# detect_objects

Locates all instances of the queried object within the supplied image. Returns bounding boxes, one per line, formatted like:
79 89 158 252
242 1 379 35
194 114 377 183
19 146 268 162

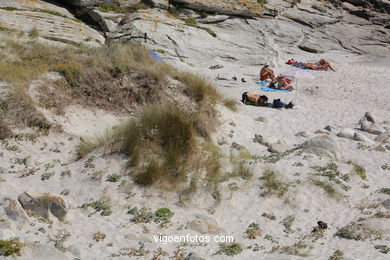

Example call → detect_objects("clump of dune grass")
310 177 342 200
0 40 221 136
261 169 288 197
0 113 12 139
223 98 238 112
3 88 51 130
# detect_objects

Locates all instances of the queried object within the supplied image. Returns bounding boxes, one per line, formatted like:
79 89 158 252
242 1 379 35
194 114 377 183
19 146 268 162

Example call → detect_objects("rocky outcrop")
302 136 340 159
0 0 104 46
18 191 68 221
171 0 263 17
361 120 386 135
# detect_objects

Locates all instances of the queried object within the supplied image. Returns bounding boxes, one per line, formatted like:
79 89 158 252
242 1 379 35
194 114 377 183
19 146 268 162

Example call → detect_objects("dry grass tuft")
261 169 288 197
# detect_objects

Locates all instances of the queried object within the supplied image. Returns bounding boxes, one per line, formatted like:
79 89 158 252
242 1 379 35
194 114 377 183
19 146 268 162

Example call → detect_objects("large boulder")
301 136 340 159
361 120 386 135
18 191 68 221
146 0 169 9
0 1 105 46
87 8 125 32
0 198 29 223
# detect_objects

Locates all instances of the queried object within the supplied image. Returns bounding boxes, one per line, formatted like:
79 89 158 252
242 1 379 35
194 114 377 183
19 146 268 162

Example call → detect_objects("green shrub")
310 177 342 199
52 62 84 88
377 188 390 195
81 200 112 216
0 238 24 257
261 169 288 197
185 18 198 26
106 174 121 182
215 243 243 256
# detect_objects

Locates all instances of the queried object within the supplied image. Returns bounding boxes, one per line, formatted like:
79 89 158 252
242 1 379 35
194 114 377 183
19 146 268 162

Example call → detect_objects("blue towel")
259 87 292 92
255 81 268 86
149 52 164 64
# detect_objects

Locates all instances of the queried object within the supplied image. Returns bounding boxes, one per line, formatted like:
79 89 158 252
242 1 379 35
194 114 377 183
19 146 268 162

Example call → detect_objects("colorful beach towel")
259 87 292 92
255 81 268 86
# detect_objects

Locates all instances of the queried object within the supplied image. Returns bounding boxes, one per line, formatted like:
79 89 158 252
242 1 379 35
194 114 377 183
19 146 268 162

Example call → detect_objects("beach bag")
272 99 284 109
242 92 248 104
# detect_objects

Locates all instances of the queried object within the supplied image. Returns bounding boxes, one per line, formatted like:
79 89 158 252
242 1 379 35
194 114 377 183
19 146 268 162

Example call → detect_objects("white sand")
1 50 390 260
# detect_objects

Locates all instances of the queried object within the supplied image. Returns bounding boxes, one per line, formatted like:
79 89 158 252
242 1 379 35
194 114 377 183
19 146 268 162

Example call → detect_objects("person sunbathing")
260 65 275 81
276 75 296 90
302 59 335 71
241 92 294 109
287 59 336 71
242 92 269 106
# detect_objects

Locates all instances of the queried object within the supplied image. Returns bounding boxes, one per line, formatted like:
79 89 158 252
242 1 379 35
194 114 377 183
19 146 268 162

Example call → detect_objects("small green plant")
257 0 268 7
81 200 112 216
310 177 342 199
185 18 198 26
374 245 390 254
106 174 121 182
215 243 243 256
381 163 390 170
93 231 106 242
279 241 311 257
0 238 24 256
49 230 70 252
154 208 174 224
335 222 382 241
351 163 367 180
228 182 239 191
329 249 344 260
245 223 261 239
41 172 54 181
281 215 295 234
261 169 288 197
261 212 276 220
377 188 390 195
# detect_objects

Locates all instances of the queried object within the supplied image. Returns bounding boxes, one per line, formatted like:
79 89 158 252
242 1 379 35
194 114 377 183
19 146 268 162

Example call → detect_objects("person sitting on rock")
276 75 296 90
260 65 275 81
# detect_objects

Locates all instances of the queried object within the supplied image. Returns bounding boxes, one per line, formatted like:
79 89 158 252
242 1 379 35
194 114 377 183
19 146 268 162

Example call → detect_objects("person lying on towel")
260 65 275 81
241 92 294 109
287 59 336 71
275 75 295 90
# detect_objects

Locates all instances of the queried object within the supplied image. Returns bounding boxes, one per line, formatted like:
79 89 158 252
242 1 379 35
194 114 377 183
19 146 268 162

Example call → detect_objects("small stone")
324 125 337 133
375 131 390 143
382 199 390 210
255 116 269 123
365 112 382 124
185 252 205 260
268 143 289 154
361 121 385 135
354 132 373 144
337 128 356 139
187 215 221 234
315 129 330 135
295 131 310 138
